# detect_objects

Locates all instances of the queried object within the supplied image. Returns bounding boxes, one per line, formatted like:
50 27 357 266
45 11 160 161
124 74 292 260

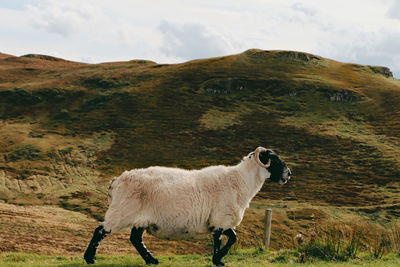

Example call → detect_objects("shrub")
391 224 400 256
7 145 42 161
371 232 391 259
298 225 363 261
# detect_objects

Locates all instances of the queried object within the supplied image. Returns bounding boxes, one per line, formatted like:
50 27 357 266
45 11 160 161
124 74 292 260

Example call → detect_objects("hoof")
145 258 159 265
213 260 225 266
84 256 95 264
83 251 95 264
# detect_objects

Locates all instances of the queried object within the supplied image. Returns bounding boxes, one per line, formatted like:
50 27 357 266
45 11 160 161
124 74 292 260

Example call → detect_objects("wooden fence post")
263 209 272 250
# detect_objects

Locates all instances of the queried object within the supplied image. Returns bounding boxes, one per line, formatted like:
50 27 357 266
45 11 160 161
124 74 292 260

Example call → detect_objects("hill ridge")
1 49 396 78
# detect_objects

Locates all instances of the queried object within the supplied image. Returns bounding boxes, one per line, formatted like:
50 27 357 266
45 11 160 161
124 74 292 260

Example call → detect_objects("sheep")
83 146 291 266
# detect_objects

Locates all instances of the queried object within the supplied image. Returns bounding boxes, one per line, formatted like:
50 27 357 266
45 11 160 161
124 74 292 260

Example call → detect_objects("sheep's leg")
130 227 159 265
212 229 223 266
83 225 110 264
212 228 237 266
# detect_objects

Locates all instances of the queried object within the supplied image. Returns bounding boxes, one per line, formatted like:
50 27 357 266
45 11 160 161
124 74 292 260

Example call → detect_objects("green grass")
1 250 400 267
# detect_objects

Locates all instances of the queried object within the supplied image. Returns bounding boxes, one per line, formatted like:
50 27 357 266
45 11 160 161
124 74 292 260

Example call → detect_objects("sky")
0 0 399 78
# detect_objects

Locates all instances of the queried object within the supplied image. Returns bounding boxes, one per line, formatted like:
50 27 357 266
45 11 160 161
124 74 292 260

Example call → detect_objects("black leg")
212 229 237 266
212 229 224 266
84 225 110 264
130 227 159 265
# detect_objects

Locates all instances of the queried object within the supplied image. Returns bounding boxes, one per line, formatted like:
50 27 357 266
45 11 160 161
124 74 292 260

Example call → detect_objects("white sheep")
84 146 291 266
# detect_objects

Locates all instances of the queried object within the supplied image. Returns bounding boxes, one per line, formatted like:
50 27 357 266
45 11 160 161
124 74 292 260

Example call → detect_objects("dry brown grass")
0 202 208 255
1 200 398 257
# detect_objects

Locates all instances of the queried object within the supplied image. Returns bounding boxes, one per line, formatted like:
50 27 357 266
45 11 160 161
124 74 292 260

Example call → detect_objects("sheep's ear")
258 150 271 165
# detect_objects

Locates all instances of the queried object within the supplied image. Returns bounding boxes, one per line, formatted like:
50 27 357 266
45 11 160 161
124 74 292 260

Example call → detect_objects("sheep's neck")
235 161 266 205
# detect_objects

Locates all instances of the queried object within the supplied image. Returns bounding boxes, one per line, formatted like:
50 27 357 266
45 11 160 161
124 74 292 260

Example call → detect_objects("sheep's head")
252 146 291 184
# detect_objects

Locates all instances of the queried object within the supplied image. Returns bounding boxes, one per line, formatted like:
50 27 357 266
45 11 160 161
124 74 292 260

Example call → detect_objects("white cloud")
388 0 400 19
27 0 96 36
157 21 230 60
291 2 316 16
350 32 400 76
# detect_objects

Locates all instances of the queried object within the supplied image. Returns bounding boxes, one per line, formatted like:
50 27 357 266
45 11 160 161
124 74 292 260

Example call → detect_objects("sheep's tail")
107 177 118 204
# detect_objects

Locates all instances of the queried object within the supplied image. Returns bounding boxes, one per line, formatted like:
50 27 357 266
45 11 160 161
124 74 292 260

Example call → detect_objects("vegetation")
1 249 400 267
0 49 399 259
298 228 362 261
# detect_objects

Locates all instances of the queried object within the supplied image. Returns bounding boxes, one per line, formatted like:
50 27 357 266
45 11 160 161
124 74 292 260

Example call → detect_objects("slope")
0 49 399 224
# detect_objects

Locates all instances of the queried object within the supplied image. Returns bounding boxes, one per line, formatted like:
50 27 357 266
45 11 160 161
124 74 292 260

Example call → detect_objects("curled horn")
254 147 271 168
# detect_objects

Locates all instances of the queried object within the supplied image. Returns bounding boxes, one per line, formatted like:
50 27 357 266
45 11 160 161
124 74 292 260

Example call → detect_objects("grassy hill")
0 49 399 255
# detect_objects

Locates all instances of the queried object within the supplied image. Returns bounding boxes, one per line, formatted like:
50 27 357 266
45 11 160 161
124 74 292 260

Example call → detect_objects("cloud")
387 0 400 19
157 20 230 60
319 29 400 78
28 0 94 36
353 33 400 77
0 0 32 11
291 2 316 16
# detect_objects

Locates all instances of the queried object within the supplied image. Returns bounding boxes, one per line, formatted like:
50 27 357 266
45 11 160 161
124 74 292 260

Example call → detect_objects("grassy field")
0 49 399 257
1 250 400 267
1 201 399 259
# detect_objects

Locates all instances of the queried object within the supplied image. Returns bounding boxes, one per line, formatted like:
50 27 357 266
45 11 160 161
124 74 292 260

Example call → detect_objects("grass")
0 49 400 254
298 226 363 261
1 250 400 267
1 200 399 258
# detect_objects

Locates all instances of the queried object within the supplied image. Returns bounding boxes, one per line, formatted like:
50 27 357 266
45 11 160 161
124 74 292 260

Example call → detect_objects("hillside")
0 49 400 253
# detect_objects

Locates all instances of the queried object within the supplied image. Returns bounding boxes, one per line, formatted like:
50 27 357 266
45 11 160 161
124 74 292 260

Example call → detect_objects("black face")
258 149 291 184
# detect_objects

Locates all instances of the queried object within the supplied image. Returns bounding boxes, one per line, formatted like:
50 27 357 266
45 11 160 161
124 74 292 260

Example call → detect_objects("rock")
276 51 321 62
21 54 66 62
327 90 356 102
245 49 271 59
368 66 393 78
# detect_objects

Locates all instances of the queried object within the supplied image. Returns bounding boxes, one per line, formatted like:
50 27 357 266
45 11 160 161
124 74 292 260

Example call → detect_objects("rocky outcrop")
21 54 66 62
204 85 244 95
245 49 272 59
276 51 321 62
245 49 321 62
369 66 393 78
327 90 356 102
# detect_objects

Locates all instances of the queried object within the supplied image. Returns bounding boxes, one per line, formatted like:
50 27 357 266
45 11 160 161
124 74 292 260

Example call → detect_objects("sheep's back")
107 167 214 236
